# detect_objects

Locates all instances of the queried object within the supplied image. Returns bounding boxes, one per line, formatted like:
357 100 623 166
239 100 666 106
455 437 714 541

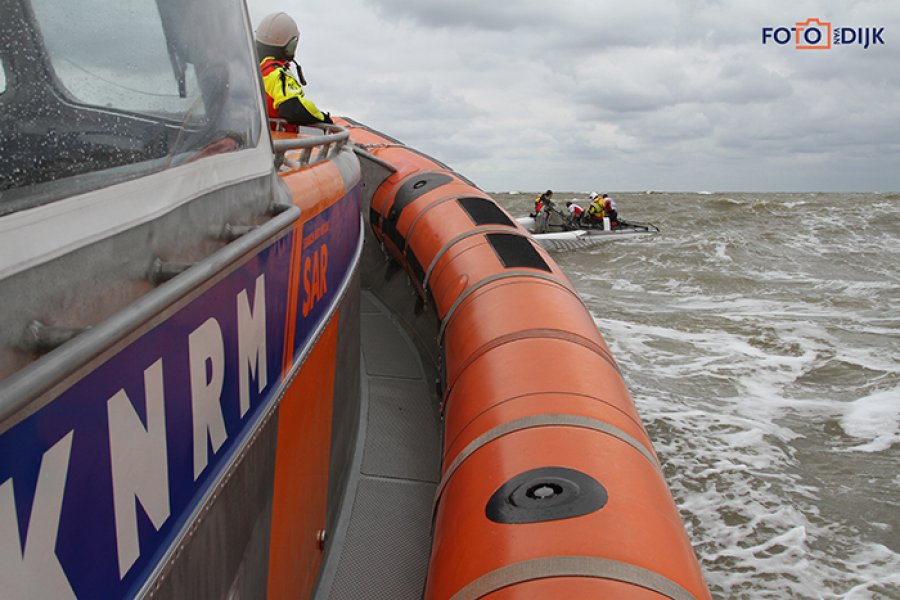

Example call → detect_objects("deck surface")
319 291 441 599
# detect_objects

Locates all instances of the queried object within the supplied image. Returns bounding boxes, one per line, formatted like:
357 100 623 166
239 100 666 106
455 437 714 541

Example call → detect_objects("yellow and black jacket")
260 57 328 130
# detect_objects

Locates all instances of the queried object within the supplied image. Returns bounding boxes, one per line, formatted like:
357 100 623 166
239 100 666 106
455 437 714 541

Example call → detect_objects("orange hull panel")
341 117 711 599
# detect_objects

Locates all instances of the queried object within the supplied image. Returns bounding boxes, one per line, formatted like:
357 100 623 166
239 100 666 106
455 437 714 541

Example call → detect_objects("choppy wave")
841 388 900 453
494 192 900 599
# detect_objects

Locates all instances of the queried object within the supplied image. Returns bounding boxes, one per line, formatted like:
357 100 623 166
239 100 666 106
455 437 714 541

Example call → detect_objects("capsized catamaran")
0 1 709 598
518 211 660 251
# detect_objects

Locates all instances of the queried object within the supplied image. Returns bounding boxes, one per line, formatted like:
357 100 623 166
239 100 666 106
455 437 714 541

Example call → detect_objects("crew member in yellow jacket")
586 192 606 227
255 12 332 132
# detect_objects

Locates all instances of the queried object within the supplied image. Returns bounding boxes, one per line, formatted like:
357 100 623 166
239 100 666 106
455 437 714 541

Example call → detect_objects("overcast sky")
247 1 899 192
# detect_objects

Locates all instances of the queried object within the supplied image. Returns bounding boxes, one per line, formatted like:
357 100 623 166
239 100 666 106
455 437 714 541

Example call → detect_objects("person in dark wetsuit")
533 190 554 216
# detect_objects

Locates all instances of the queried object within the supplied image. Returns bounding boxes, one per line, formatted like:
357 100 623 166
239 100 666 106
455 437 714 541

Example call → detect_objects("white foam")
840 544 900 598
840 388 900 452
609 279 645 292
549 192 900 598
712 241 732 262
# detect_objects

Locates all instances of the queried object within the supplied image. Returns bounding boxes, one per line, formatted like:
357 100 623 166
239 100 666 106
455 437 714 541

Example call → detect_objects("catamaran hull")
517 216 659 250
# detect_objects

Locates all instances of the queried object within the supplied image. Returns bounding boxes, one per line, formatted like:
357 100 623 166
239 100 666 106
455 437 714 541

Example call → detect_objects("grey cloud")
585 86 673 114
246 0 900 191
334 77 487 140
627 107 714 142
360 0 551 32
363 0 682 47
573 48 793 120
710 87 900 161
695 61 793 104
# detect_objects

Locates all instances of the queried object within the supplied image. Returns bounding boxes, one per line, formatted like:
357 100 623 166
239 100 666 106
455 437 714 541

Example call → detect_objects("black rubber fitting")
486 466 608 524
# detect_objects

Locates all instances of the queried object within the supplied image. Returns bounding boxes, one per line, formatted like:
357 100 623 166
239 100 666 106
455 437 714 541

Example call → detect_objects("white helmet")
588 191 599 200
256 12 299 47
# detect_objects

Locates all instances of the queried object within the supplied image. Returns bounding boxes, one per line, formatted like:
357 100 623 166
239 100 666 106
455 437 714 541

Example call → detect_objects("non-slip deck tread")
324 291 440 599
361 312 423 379
360 293 382 314
327 477 436 600
363 377 441 483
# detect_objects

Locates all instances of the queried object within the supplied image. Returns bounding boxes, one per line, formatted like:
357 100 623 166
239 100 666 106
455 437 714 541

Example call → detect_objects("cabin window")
30 0 204 117
0 0 263 214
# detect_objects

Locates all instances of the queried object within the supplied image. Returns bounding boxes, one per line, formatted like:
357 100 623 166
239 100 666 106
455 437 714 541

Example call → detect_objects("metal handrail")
271 123 351 170
0 205 301 426
352 146 398 175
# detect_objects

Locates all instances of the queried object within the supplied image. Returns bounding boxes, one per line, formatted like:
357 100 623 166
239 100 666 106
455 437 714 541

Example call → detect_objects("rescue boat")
0 1 710 599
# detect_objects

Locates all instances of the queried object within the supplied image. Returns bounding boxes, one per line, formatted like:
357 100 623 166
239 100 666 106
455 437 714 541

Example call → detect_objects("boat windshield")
0 0 263 215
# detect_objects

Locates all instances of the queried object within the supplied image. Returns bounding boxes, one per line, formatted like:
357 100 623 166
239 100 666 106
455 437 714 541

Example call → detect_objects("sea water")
493 192 900 599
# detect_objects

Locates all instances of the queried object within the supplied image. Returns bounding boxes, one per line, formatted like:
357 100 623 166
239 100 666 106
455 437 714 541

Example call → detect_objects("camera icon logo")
795 17 832 49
